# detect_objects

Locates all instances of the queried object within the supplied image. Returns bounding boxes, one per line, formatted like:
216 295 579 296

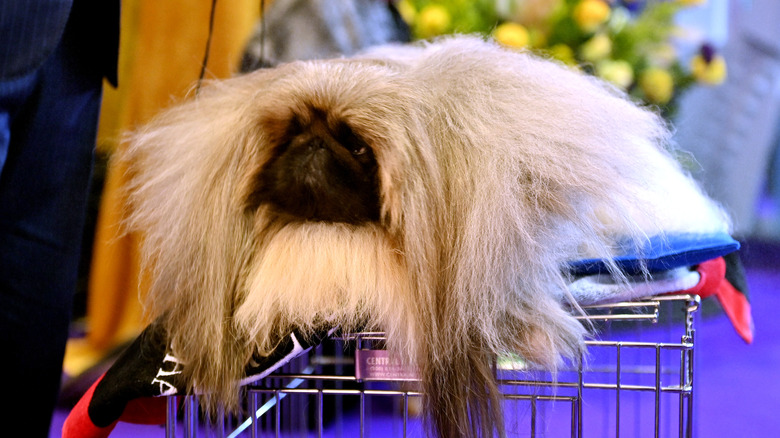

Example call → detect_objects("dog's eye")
336 122 370 157
351 145 368 156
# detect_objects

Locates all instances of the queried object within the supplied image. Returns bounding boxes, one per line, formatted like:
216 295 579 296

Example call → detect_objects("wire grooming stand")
165 294 700 437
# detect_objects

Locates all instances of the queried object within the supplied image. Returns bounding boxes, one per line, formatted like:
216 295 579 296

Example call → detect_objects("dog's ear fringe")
115 73 276 413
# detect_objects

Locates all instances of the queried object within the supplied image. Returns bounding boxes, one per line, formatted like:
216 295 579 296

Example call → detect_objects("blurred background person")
674 0 780 240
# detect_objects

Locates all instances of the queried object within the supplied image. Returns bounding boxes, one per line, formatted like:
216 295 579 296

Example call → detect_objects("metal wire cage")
164 294 700 438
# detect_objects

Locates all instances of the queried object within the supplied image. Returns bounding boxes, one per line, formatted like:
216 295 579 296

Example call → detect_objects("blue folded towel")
567 232 740 276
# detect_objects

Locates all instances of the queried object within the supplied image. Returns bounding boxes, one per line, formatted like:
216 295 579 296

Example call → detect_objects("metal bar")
250 387 424 397
653 294 699 304
360 390 366 438
184 396 197 438
679 346 685 438
655 346 661 438
577 314 658 322
586 340 692 349
500 380 580 388
503 394 578 402
317 389 323 438
166 396 178 438
403 393 409 438
616 343 621 438
274 391 280 438
687 329 696 438
584 300 661 309
570 396 577 438
582 383 690 393
250 391 258 438
578 355 584 438
258 374 357 381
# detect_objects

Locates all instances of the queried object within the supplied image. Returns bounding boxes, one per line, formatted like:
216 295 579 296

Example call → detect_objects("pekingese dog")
120 36 729 437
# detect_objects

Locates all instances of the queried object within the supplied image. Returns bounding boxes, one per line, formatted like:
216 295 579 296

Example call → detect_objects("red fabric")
683 257 725 299
672 257 754 344
62 374 118 438
62 373 169 438
119 396 169 425
715 280 754 344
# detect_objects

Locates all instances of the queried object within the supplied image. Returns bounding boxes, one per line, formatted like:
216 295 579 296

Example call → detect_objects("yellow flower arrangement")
399 0 726 116
690 45 727 85
572 0 611 33
579 32 612 62
640 67 675 104
597 59 635 89
416 4 452 38
493 22 530 48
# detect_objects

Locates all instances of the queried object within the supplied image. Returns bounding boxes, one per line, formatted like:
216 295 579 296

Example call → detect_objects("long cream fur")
120 36 729 437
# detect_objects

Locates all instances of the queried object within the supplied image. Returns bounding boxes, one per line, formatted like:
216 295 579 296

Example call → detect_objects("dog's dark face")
249 108 381 224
